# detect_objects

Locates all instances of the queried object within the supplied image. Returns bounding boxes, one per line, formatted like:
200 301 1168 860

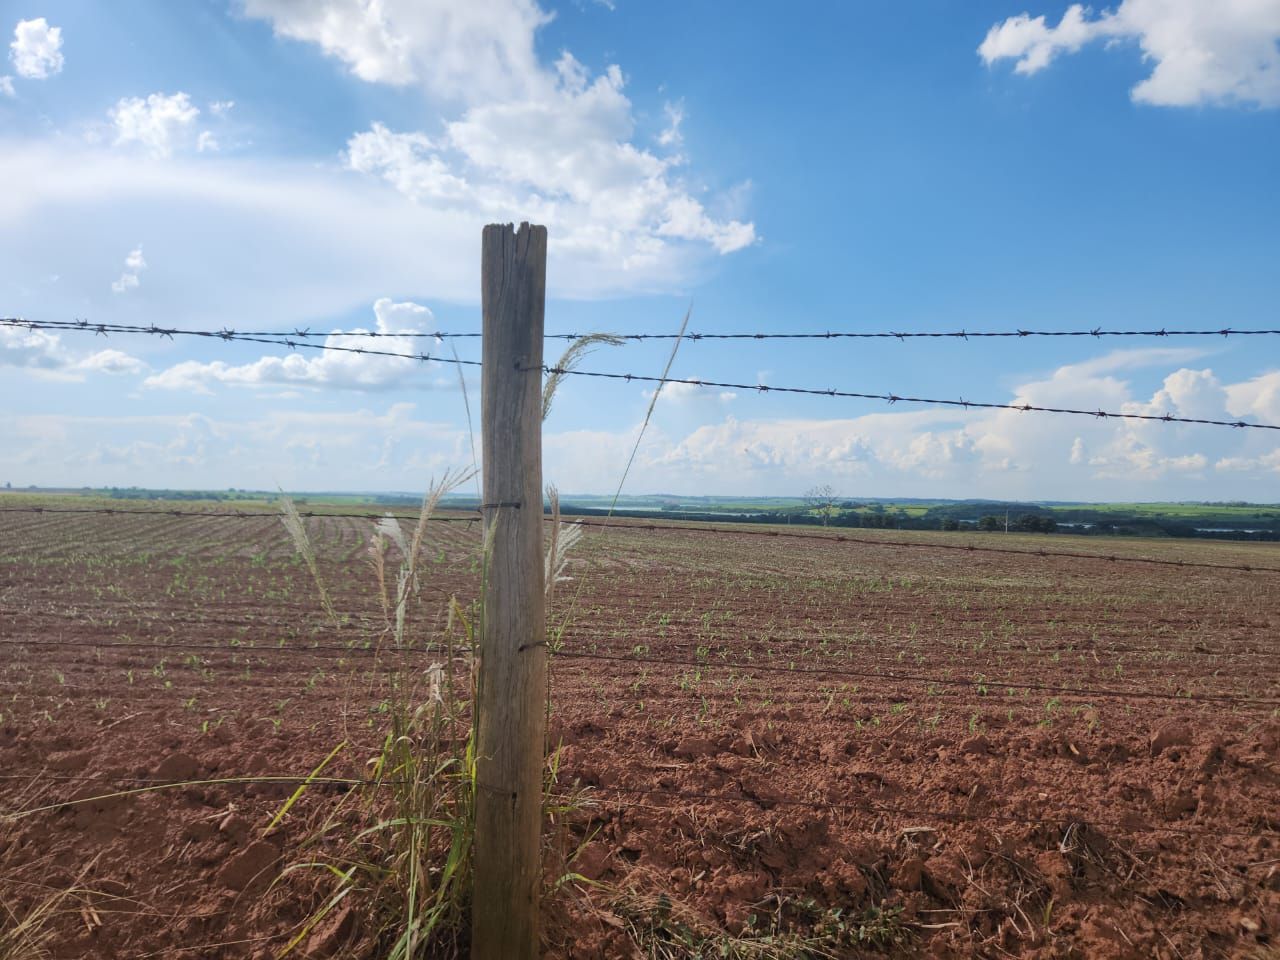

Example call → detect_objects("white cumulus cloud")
657 100 684 148
245 0 755 274
240 0 550 99
643 379 737 406
0 324 146 380
111 246 147 294
1225 371 1280 425
144 298 447 394
0 141 500 325
0 75 14 98
539 348 1280 498
343 66 754 268
10 17 63 80
111 92 201 157
75 349 149 376
980 0 1280 108
345 123 469 202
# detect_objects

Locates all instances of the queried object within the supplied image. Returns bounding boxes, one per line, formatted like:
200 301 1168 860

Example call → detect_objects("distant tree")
1014 514 1059 534
862 512 899 529
941 518 960 531
803 484 839 527
978 515 1002 532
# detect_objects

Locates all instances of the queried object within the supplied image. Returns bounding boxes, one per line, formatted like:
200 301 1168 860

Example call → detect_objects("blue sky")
2 0 1279 500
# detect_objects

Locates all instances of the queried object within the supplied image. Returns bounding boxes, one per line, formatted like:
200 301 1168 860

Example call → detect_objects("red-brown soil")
1 506 1277 958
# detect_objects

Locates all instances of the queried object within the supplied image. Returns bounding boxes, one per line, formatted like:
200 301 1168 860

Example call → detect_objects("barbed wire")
535 366 1280 431
0 317 479 367
4 318 1277 431
9 316 1280 342
3 505 1278 574
581 327 1280 342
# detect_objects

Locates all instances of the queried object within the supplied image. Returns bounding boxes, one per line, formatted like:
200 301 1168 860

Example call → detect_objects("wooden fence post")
472 222 547 960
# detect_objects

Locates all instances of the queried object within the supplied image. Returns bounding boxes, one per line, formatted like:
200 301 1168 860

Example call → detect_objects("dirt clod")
1149 721 1193 757
48 749 93 773
303 904 355 958
672 737 716 760
217 839 280 892
891 856 924 891
155 752 200 782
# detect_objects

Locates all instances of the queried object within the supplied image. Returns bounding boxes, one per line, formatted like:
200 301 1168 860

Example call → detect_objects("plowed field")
1 506 1277 958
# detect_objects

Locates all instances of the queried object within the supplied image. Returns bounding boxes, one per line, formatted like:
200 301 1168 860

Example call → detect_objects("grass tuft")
275 471 483 958
1 858 101 960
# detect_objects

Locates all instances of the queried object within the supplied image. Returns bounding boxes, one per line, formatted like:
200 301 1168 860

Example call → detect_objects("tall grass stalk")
544 486 582 611
548 310 690 652
274 471 488 958
278 492 340 625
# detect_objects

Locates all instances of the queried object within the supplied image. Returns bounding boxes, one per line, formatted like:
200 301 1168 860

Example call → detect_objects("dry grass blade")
544 486 582 609
405 470 474 589
612 306 690 505
0 856 103 960
450 342 482 503
376 469 476 650
543 333 625 421
263 741 346 835
1 894 64 960
278 492 340 624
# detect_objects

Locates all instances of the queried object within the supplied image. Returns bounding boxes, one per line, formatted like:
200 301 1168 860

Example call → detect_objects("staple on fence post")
472 222 547 960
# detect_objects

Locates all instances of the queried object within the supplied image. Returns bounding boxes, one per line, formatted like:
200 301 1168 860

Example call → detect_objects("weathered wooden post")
472 222 547 960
